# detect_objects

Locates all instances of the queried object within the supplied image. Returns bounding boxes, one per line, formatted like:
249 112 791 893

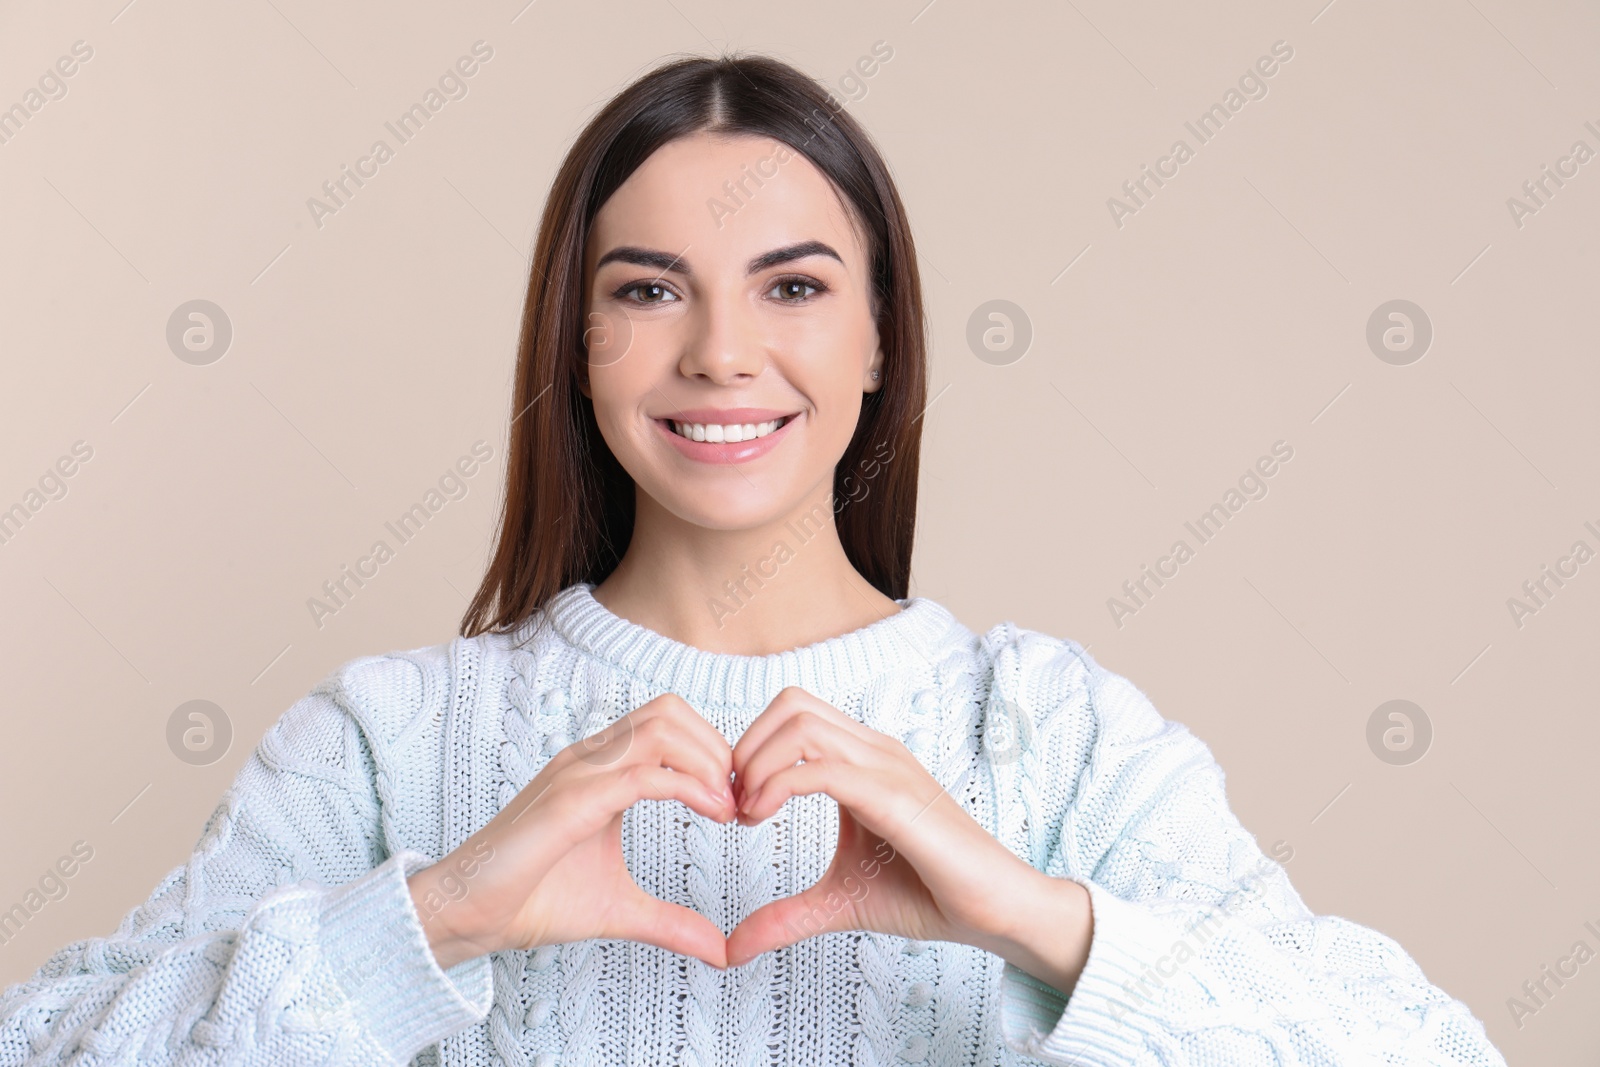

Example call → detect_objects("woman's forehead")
587 132 866 272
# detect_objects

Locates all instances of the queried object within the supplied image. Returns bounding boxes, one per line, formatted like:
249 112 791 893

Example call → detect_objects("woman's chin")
668 501 797 534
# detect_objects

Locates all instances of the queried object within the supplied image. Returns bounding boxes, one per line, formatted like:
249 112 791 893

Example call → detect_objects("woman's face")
581 129 884 533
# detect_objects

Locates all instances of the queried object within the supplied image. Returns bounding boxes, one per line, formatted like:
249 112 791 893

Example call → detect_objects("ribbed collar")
518 581 969 708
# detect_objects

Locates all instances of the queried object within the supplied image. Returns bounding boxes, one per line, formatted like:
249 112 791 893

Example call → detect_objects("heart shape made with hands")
612 686 1045 970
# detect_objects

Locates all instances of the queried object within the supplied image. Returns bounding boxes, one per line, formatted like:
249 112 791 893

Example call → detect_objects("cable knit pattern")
680 823 721 1067
728 818 776 1067
0 582 1506 1066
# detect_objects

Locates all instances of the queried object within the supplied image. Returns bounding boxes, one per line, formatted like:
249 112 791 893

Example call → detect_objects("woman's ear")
576 362 592 400
864 347 885 393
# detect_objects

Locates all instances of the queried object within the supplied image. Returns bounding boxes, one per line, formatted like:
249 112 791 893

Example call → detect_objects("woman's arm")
0 654 492 1066
986 634 1507 1066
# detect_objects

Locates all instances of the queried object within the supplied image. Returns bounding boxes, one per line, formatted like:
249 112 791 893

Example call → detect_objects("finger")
736 714 867 814
724 882 846 967
631 694 735 795
569 695 729 801
625 709 734 802
736 760 841 825
730 687 843 781
603 761 736 826
609 883 730 970
638 690 729 738
743 761 988 914
529 735 734 847
647 691 736 761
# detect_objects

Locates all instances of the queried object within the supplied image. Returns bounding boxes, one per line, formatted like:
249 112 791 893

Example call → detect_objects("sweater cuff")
321 848 494 1062
999 877 1172 1066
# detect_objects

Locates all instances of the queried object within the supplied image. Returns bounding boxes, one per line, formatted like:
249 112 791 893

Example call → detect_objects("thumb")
608 883 730 970
725 882 851 968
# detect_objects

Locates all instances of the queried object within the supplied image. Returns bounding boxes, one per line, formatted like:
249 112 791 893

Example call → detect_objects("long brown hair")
459 51 928 639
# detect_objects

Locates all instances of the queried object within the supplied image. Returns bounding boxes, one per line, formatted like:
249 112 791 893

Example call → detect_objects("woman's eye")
769 278 820 302
614 278 821 304
619 282 677 304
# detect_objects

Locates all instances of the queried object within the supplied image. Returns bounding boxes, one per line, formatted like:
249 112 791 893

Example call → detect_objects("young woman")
0 53 1505 1067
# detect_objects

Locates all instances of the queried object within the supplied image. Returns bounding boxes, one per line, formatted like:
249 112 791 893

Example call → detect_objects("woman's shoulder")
950 612 1098 701
958 613 1175 743
278 635 467 756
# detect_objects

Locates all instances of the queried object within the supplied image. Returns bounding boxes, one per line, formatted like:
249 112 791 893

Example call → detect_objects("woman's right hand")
405 692 737 970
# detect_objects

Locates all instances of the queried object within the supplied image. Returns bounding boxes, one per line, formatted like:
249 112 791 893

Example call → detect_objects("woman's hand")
407 692 738 971
724 686 1092 992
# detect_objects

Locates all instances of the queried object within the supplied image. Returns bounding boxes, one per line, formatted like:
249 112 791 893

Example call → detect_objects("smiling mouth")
664 415 795 444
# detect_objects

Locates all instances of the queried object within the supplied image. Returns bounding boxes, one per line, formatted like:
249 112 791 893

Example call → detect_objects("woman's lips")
656 413 799 464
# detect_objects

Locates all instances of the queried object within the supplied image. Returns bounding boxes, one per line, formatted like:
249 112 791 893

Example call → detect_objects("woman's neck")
590 496 902 657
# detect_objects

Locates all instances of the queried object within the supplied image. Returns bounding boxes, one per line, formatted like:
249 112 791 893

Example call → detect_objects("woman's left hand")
724 686 1089 983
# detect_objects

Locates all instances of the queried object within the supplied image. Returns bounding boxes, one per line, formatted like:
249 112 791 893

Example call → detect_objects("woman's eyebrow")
594 240 844 279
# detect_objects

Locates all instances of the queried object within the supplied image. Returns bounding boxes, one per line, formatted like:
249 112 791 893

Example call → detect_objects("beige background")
1 0 1595 1062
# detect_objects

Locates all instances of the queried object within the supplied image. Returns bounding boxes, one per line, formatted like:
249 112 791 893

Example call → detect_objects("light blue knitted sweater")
0 583 1505 1066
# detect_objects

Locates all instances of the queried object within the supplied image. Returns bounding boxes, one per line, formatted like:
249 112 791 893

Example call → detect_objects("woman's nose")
677 293 765 383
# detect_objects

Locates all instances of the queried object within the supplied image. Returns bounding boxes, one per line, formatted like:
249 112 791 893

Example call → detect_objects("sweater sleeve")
0 655 493 1066
992 641 1507 1066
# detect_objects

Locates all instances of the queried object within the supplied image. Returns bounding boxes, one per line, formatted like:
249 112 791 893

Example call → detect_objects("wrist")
986 870 1094 997
407 865 497 971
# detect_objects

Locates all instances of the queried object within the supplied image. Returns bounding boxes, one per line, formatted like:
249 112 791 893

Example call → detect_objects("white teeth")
670 417 786 443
